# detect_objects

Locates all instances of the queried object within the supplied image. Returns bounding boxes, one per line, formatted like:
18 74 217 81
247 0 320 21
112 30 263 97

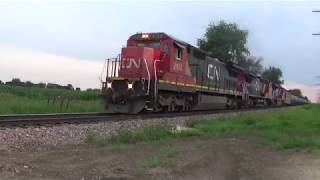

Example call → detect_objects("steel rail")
0 112 111 120
0 106 295 128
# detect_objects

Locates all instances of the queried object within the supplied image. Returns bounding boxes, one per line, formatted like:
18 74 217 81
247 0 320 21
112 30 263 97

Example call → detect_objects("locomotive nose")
119 47 160 80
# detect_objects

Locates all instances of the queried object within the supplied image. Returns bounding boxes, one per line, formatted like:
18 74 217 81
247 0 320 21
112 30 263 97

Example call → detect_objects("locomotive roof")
129 32 189 46
129 32 274 82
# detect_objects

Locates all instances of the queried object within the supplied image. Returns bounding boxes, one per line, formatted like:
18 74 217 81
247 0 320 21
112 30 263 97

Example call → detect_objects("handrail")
100 58 108 83
102 54 121 80
143 58 151 95
153 59 160 100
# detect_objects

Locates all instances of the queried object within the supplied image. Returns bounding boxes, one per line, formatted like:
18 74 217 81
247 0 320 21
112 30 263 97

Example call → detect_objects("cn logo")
121 58 141 69
207 64 220 81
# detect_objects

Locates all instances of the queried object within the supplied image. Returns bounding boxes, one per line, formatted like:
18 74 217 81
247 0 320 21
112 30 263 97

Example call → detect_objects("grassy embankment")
87 104 320 168
0 85 102 114
88 104 320 150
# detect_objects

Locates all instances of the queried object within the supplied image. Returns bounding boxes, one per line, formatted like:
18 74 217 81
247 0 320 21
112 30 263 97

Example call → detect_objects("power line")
313 10 320 36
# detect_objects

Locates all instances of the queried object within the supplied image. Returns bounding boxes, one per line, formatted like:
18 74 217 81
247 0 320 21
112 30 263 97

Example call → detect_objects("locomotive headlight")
142 34 149 39
107 82 112 89
128 82 133 89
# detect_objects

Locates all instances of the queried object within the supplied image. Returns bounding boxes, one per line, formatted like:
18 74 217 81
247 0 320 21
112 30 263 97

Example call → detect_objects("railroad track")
0 106 292 128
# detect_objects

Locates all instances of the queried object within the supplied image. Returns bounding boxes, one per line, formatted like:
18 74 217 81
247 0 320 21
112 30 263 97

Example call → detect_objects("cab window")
175 48 182 60
151 42 160 49
162 43 169 54
136 41 160 49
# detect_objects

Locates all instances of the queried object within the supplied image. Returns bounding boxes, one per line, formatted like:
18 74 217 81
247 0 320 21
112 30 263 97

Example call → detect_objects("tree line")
198 20 308 99
198 20 283 84
0 78 99 92
288 89 309 101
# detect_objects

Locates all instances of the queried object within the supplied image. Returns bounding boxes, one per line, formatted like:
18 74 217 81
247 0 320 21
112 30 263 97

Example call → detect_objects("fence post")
60 97 65 109
66 98 71 109
52 96 56 105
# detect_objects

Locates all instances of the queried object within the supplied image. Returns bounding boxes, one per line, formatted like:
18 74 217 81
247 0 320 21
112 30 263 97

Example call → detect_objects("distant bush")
3 78 75 91
0 84 101 101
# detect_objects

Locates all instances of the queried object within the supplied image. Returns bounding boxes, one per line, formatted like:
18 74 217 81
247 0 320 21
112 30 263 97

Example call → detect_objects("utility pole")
317 76 320 104
313 11 320 103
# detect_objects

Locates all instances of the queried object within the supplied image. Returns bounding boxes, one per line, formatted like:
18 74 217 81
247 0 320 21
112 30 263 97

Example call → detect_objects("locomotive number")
207 64 220 81
173 63 183 72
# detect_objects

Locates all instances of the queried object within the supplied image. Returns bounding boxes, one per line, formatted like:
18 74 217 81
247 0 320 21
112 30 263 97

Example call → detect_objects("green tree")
9 78 24 86
288 89 303 98
67 84 74 91
288 89 308 100
25 81 34 87
197 20 264 74
197 20 250 63
262 66 283 84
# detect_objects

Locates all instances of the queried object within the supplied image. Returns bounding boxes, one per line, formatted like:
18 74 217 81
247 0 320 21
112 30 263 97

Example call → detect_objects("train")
101 32 307 114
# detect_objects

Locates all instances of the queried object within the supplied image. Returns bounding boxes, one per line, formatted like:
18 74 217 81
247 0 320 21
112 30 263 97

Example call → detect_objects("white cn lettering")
207 64 220 81
207 64 214 80
122 58 141 69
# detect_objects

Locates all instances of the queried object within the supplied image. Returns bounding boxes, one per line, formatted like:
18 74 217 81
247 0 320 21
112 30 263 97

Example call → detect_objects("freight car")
101 32 307 113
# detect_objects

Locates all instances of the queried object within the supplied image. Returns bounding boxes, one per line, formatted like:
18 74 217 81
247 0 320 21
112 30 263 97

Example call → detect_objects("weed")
86 132 108 147
143 147 177 168
109 126 172 144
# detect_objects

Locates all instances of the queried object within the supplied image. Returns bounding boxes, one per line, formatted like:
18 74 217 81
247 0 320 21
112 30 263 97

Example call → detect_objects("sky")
0 1 319 101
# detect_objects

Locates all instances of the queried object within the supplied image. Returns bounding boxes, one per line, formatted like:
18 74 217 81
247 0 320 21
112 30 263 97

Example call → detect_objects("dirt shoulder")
1 134 320 180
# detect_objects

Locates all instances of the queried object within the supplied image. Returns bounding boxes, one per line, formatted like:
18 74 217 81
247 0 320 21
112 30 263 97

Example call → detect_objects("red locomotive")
102 32 306 113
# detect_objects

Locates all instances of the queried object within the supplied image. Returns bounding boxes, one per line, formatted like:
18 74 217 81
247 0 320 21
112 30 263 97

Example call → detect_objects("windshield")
137 41 160 49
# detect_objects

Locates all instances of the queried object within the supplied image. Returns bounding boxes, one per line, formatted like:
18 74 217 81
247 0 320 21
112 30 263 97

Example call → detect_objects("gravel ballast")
0 107 293 152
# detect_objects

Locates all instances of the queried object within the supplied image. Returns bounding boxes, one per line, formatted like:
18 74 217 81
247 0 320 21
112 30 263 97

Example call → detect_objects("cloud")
283 81 320 103
1 45 318 103
0 45 104 89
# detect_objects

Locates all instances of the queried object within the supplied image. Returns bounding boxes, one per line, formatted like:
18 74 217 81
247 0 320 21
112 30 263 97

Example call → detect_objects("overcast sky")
0 1 319 101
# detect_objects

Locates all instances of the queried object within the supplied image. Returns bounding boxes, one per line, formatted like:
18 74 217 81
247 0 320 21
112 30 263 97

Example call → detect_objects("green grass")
108 126 173 144
143 146 178 168
86 126 175 146
195 104 320 149
0 85 102 114
87 104 320 150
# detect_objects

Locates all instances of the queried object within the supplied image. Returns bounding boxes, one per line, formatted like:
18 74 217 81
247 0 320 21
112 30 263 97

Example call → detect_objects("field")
0 85 102 114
